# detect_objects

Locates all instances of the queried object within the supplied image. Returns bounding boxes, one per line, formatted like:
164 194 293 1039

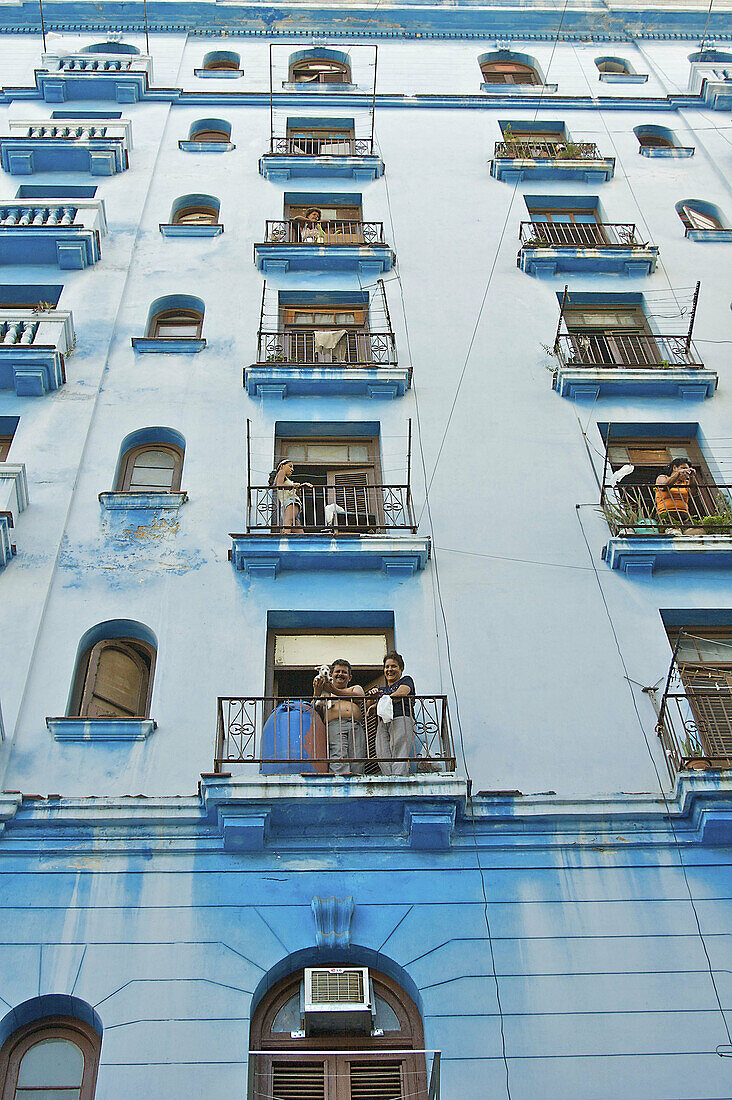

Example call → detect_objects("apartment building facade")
0 1 731 1096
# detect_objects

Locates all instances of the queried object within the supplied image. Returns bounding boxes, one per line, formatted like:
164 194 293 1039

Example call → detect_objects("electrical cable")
575 507 732 1049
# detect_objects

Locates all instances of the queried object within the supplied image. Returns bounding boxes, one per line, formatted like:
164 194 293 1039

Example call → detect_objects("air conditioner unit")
303 966 373 1033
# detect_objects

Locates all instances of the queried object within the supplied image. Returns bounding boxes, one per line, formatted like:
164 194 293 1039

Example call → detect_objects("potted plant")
557 142 582 160
680 735 711 771
701 493 732 532
598 498 646 536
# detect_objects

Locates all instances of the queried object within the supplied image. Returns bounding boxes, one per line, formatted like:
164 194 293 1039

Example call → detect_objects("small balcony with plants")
34 44 153 103
518 213 658 277
0 198 107 269
655 652 732 780
547 285 714 401
244 283 410 399
0 306 75 396
491 122 615 183
0 118 132 176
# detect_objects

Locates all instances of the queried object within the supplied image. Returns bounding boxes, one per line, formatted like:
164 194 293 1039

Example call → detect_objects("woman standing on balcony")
369 652 416 776
294 207 327 244
655 458 695 530
268 460 312 535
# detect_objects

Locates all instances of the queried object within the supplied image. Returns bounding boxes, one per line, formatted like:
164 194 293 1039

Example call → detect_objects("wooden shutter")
349 1061 404 1099
328 468 376 529
680 665 732 758
271 1060 326 1099
80 641 148 718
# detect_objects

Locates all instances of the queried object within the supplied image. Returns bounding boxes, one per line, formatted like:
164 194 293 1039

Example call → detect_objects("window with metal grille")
310 970 365 1004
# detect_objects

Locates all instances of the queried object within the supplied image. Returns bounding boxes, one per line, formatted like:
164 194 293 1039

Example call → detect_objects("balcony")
0 462 28 568
0 119 131 176
245 328 409 399
0 201 107 269
600 481 732 575
254 220 395 276
35 52 152 103
552 330 714 400
491 140 615 183
0 308 74 396
518 220 658 277
656 660 732 779
260 136 384 181
214 695 456 776
231 483 430 577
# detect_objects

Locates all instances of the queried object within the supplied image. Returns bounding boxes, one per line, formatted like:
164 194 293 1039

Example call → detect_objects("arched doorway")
249 967 428 1099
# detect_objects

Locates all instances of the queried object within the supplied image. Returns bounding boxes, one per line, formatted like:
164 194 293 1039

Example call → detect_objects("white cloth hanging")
377 694 394 725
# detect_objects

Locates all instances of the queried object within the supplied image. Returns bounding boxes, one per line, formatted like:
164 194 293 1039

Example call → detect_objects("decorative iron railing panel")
556 332 703 371
600 480 732 535
215 695 456 773
264 220 385 245
657 662 732 778
494 139 604 160
520 220 643 248
247 483 414 533
257 328 397 366
270 136 374 156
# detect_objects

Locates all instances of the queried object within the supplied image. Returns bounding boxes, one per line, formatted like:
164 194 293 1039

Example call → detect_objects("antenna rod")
554 284 568 352
143 0 150 56
269 43 274 150
370 45 378 150
686 280 701 353
38 0 47 52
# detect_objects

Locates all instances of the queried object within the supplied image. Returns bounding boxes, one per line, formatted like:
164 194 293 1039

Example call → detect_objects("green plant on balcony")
598 497 648 535
265 352 286 363
679 733 711 769
556 142 583 159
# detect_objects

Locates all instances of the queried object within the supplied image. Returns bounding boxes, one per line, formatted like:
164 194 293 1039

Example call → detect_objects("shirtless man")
313 659 365 776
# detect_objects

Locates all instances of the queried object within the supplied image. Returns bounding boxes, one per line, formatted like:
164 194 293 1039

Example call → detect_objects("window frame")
637 132 674 149
0 1017 100 1100
171 205 219 226
290 58 352 84
481 59 540 84
679 204 722 232
116 442 184 493
148 308 203 340
189 127 230 143
0 436 12 462
71 637 156 719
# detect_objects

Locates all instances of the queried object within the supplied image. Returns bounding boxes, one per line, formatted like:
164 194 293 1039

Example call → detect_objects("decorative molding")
99 490 188 511
230 534 431 577
311 895 355 947
244 364 410 400
46 717 157 742
603 535 732 576
553 366 717 401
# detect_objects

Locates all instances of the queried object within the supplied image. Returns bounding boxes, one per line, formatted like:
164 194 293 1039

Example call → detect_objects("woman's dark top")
380 675 415 718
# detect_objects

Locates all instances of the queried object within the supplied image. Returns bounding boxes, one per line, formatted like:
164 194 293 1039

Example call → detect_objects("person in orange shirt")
655 458 695 529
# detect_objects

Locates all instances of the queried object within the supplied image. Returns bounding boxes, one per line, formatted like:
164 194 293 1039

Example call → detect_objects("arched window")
250 968 427 1099
480 58 540 85
70 625 157 719
170 194 220 226
596 57 630 74
81 41 140 55
116 442 184 492
202 50 240 72
0 1018 100 1099
291 57 351 84
189 118 231 143
676 199 724 232
148 305 203 340
636 128 674 149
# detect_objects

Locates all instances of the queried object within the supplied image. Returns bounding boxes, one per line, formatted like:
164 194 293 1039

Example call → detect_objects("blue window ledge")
36 71 147 104
244 364 411 400
0 227 103 270
491 157 615 184
553 366 717 401
685 228 732 242
178 140 235 153
480 82 557 94
0 138 128 177
518 244 658 277
159 223 223 237
99 490 188 511
640 145 695 158
598 72 648 83
282 82 359 93
46 717 157 742
254 244 395 277
131 337 206 354
603 535 732 577
259 154 384 182
194 68 244 79
230 534 431 578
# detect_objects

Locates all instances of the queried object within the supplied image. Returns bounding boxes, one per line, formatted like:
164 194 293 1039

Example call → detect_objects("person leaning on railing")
655 458 695 530
313 659 366 777
293 207 326 244
268 459 313 535
368 651 415 777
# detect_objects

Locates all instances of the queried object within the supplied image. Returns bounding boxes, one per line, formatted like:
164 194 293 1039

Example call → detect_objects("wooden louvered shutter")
271 1059 326 1099
349 1061 404 1099
328 468 375 530
680 665 732 758
80 641 148 718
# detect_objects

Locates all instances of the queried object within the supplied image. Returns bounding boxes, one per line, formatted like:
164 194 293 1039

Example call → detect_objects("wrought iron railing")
520 221 645 248
247 483 414 533
599 480 732 536
264 220 385 245
494 139 604 160
656 662 732 777
270 136 374 156
555 332 703 371
215 695 455 774
257 328 397 367
0 205 78 226
24 124 109 140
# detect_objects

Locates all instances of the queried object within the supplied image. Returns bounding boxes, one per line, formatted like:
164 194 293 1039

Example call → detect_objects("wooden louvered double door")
263 1054 417 1099
679 663 732 760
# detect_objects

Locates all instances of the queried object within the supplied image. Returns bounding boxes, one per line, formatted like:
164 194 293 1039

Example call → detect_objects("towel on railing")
318 141 351 155
313 329 347 360
377 694 394 725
